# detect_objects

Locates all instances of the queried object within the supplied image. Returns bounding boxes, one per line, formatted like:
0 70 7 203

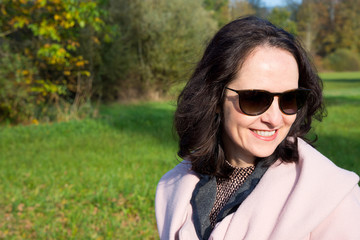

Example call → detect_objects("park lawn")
0 102 178 239
0 72 359 239
315 71 360 174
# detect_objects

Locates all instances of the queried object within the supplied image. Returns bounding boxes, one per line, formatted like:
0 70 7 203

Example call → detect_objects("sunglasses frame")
225 87 311 116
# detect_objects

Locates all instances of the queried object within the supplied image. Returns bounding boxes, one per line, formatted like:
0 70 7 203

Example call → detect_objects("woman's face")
222 45 299 167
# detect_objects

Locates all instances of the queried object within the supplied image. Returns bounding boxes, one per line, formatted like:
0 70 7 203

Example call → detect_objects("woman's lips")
251 129 278 141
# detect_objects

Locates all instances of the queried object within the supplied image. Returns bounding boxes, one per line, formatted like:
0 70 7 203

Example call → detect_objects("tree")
296 0 319 53
268 7 297 35
99 0 218 99
0 0 106 122
203 0 231 27
296 0 360 58
334 0 360 53
230 0 256 19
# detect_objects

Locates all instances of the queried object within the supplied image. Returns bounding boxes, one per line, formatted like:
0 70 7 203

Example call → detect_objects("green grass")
320 71 360 97
0 72 360 239
319 71 360 80
0 102 178 239
315 71 360 175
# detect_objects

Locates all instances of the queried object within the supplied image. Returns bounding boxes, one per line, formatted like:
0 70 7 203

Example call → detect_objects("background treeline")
0 0 359 124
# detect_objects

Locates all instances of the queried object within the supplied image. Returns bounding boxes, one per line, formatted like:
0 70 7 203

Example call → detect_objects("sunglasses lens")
239 91 272 115
280 90 309 114
230 88 310 116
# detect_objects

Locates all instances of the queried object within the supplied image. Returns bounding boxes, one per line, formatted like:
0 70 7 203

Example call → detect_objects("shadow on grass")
314 133 360 177
324 95 360 106
324 79 360 83
96 102 360 176
99 102 178 146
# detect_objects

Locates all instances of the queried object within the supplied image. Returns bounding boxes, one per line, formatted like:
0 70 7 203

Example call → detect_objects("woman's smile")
250 129 278 141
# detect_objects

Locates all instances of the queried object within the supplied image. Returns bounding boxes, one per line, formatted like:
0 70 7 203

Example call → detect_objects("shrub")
323 49 360 71
0 42 38 123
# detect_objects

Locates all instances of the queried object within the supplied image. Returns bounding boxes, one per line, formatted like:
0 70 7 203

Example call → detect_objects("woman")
155 16 360 240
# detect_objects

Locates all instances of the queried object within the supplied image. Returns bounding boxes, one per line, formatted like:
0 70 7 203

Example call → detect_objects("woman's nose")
260 97 283 126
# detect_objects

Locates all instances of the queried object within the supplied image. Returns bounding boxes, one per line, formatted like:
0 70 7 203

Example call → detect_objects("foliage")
323 49 360 72
230 0 256 20
333 0 360 53
203 0 230 27
296 0 319 52
267 7 297 35
296 0 360 56
98 0 217 100
0 0 106 123
1 0 360 124
0 42 38 123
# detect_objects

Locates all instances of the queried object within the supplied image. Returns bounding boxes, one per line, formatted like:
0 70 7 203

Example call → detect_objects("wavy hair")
174 16 326 177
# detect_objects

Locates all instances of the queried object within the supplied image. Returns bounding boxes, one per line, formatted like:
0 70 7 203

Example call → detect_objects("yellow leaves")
37 42 90 80
38 44 70 65
14 68 34 85
58 48 66 54
65 12 72 20
32 119 39 125
53 12 76 29
64 69 91 79
62 20 75 29
75 61 86 67
81 71 91 77
0 1 107 124
72 56 88 68
31 79 66 96
66 40 79 51
54 14 61 21
1 5 7 16
36 0 47 7
10 16 30 29
38 21 61 40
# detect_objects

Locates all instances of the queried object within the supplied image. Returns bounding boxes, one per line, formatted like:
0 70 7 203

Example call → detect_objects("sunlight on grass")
0 73 359 239
0 102 178 239
319 71 360 80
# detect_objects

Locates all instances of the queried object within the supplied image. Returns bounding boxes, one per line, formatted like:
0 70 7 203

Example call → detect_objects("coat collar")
156 138 360 240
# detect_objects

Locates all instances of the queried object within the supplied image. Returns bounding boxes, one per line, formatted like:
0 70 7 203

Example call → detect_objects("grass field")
317 72 360 173
1 72 360 239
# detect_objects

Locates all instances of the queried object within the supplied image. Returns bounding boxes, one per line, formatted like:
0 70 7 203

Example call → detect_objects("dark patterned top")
209 162 255 227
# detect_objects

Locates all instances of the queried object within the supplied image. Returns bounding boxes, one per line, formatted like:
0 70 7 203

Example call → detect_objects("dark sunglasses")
225 87 311 116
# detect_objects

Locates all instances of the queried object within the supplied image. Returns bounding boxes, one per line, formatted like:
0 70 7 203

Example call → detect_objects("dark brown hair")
174 16 325 177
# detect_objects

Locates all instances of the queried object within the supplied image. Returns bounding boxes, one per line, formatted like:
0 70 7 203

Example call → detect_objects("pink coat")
155 138 360 240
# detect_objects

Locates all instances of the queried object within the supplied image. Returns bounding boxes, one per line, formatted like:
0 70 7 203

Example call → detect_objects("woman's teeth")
252 130 276 137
